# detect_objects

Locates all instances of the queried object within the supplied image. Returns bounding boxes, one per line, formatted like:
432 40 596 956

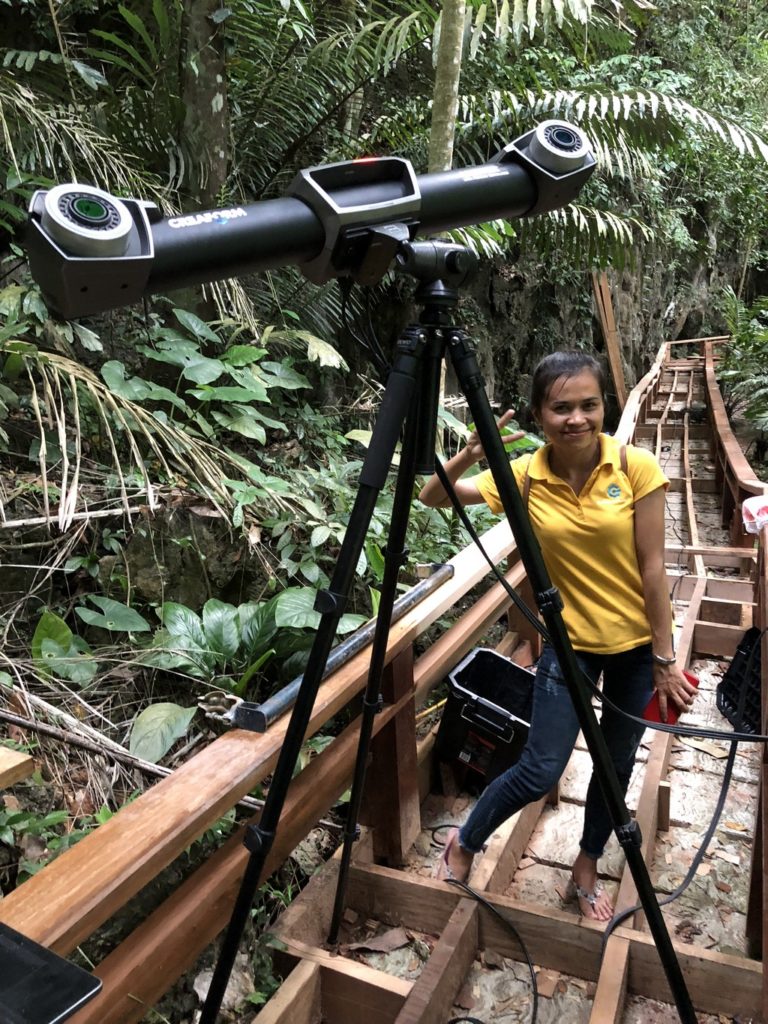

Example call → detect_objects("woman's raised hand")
464 409 525 462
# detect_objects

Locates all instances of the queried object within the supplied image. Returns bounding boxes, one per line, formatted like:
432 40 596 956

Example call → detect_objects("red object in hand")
643 671 700 725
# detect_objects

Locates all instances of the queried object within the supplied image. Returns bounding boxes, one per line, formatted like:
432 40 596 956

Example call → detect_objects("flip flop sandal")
565 876 605 914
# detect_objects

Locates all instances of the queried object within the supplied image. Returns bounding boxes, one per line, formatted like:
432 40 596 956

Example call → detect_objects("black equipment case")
435 648 534 793
716 626 761 735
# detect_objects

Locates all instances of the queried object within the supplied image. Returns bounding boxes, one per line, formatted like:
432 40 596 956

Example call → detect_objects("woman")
419 350 697 921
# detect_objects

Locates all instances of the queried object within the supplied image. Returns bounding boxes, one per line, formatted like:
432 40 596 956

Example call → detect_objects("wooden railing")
0 341 765 1023
703 339 766 544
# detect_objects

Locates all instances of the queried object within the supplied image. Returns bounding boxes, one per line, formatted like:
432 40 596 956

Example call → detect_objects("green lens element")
72 196 110 224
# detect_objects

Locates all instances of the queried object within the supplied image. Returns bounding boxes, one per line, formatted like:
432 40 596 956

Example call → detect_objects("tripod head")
25 120 594 319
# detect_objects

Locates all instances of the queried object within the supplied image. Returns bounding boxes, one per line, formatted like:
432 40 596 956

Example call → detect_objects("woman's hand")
652 662 698 722
464 409 525 462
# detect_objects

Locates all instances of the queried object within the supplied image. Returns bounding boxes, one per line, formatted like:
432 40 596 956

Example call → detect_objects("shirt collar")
526 433 618 481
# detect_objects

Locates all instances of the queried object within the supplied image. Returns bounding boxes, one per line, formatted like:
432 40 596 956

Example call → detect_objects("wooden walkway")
1 338 766 1023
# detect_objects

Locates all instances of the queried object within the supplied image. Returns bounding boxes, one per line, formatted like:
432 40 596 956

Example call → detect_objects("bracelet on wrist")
652 652 677 666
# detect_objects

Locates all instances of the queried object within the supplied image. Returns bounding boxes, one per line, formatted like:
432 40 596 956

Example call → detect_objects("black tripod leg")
446 328 698 1024
327 327 441 943
199 333 426 1024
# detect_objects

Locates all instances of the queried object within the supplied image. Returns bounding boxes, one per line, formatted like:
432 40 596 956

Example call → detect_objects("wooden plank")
705 578 756 602
699 596 745 626
665 541 756 564
348 863 606 980
322 961 409 1024
507 577 543 661
693 621 745 657
0 746 35 788
363 648 421 866
257 960 321 1024
275 938 411 1024
470 797 547 896
394 899 478 1024
592 271 628 409
589 937 629 1024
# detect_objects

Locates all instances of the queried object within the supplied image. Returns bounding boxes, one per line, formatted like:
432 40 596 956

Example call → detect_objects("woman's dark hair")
530 350 605 415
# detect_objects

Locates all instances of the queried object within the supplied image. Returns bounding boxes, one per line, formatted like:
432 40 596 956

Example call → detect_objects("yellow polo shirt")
473 434 668 654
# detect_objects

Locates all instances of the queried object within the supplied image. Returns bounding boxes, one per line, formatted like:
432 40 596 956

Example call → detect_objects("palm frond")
1 345 300 530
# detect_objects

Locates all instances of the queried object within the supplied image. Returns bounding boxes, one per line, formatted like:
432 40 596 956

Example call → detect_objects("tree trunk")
180 0 229 207
427 0 466 172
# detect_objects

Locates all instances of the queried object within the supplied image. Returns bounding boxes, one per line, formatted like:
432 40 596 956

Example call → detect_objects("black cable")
448 877 540 1024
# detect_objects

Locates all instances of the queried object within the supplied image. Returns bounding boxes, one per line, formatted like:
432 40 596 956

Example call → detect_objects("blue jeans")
458 643 654 859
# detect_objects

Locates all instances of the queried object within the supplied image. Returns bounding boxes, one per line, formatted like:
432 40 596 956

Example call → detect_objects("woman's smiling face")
535 368 604 454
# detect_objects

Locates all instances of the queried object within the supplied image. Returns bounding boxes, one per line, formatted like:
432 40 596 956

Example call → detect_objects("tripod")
200 242 697 1024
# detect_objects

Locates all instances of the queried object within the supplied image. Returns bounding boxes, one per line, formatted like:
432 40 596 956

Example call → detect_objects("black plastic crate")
435 648 534 793
716 627 762 735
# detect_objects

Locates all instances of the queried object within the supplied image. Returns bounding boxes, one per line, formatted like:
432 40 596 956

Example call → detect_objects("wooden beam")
363 648 421 865
589 937 629 1024
592 272 628 409
256 960 321 1024
693 620 746 657
699 595 746 626
394 899 478 1024
274 939 410 1024
0 746 35 788
469 797 547 896
656 780 671 833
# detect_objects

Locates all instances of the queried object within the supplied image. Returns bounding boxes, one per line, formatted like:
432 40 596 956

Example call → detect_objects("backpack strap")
620 444 628 475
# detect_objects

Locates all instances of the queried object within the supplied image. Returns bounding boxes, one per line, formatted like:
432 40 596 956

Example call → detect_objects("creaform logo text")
167 209 247 229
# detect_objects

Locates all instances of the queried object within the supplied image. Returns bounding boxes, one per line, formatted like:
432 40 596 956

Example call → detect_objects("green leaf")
129 703 197 763
32 611 73 664
102 361 151 400
202 599 240 659
173 308 220 344
211 411 267 442
32 612 98 685
273 587 319 629
238 601 277 656
260 360 310 390
223 345 268 366
273 588 365 636
310 525 332 547
143 340 224 385
160 603 207 649
70 59 108 90
73 323 103 352
189 386 268 403
337 613 366 635
75 597 151 632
